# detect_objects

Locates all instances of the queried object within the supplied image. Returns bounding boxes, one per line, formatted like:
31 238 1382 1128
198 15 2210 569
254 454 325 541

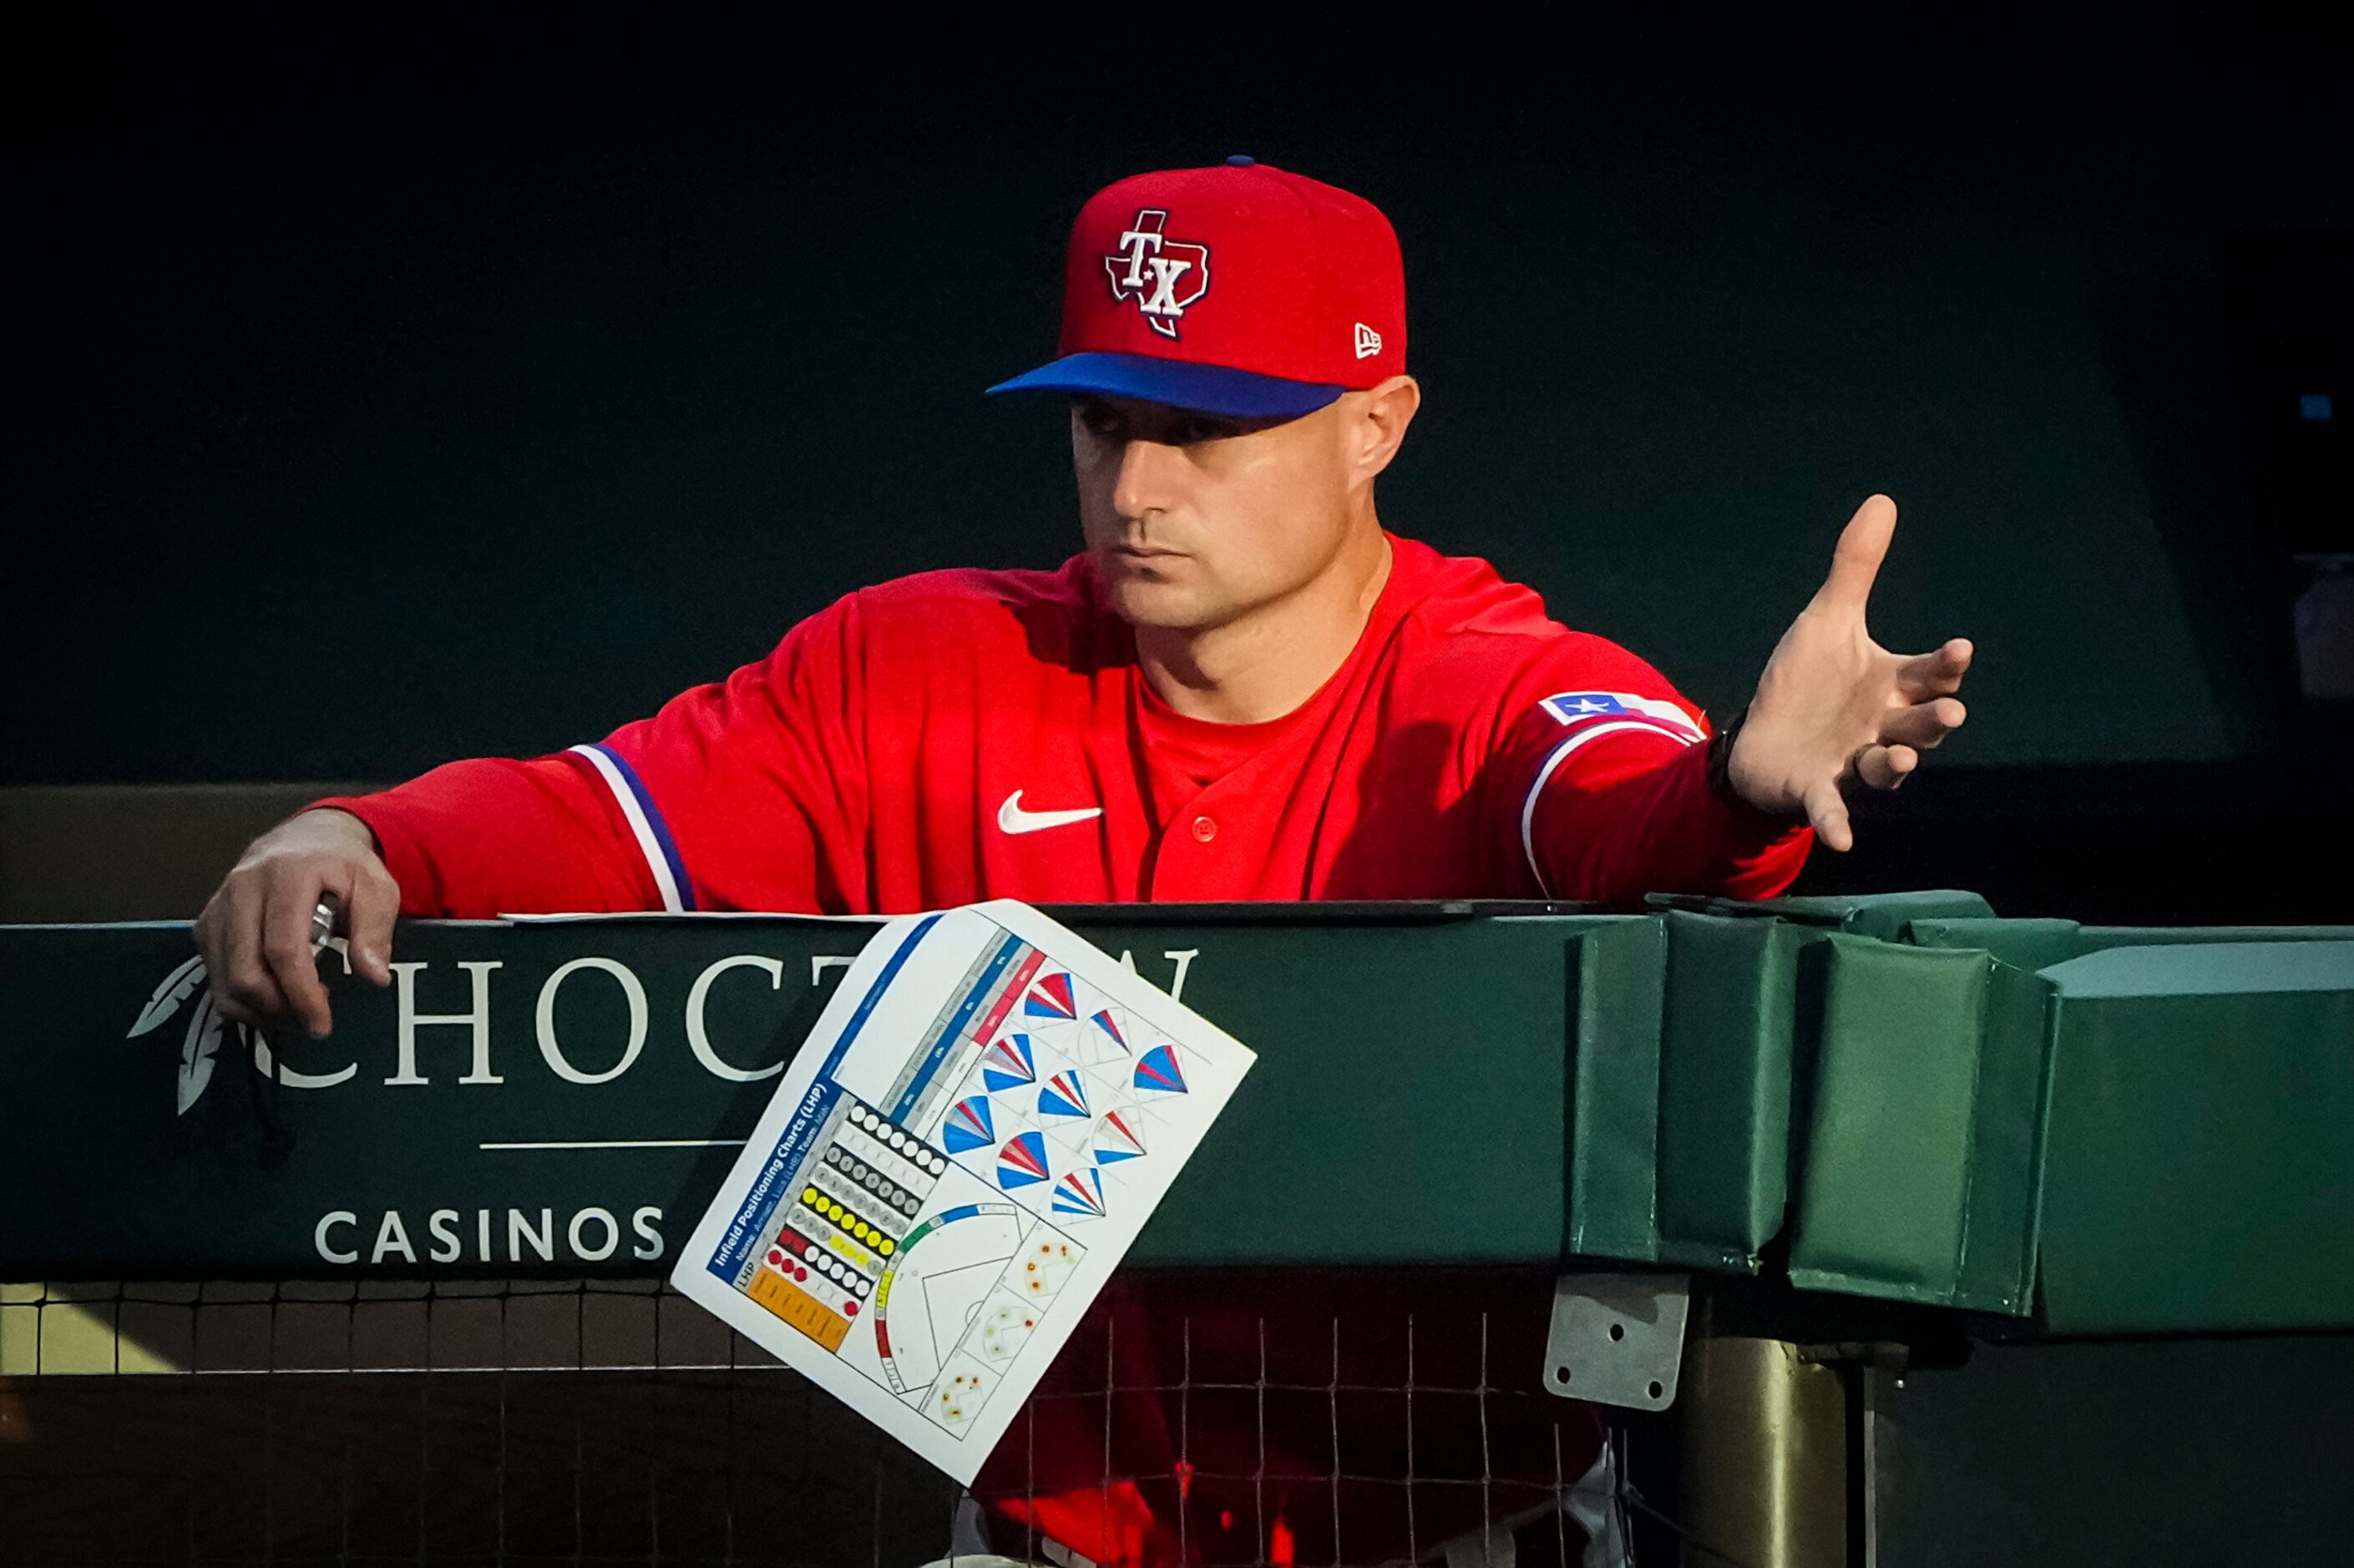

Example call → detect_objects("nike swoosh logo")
997 790 1104 836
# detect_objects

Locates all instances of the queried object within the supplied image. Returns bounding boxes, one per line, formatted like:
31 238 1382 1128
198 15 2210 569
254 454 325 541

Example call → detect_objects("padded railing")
5 895 2350 1336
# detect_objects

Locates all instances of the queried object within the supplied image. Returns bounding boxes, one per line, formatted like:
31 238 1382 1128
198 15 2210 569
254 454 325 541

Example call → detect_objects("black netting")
0 1277 1648 1568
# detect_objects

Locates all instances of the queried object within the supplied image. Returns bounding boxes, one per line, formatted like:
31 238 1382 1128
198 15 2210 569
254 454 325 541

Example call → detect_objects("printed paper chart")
942 963 1201 1235
672 900 1253 1484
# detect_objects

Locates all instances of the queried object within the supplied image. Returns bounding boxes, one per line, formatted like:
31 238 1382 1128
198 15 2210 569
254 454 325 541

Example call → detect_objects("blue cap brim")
986 352 1345 420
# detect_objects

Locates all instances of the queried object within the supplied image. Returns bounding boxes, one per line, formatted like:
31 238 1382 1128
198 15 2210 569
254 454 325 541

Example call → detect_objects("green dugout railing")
3 897 2348 1339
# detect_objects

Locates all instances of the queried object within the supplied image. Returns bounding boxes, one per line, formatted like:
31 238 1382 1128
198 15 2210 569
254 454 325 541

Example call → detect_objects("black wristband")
1708 705 1812 826
1705 705 1749 809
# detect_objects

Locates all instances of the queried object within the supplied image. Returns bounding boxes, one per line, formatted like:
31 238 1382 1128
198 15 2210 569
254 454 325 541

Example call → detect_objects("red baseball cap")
988 157 1408 419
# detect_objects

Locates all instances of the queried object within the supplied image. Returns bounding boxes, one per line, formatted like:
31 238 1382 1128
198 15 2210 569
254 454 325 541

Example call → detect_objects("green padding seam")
1653 911 1799 1272
1784 939 2049 1313
1564 918 1668 1262
1908 918 2084 972
1654 888 1996 942
1908 918 2354 972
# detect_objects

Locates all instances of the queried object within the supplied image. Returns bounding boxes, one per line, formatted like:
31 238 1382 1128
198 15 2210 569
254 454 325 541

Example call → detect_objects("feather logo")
126 954 206 1040
126 955 251 1115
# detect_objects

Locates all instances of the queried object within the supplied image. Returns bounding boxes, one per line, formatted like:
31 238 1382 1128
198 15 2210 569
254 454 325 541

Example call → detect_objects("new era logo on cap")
988 159 1407 420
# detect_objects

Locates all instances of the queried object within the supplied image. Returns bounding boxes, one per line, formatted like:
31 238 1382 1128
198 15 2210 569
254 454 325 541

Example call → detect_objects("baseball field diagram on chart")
674 899 1254 1483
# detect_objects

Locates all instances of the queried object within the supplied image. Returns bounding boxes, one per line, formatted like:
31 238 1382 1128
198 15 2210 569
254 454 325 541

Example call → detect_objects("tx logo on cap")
1104 210 1210 338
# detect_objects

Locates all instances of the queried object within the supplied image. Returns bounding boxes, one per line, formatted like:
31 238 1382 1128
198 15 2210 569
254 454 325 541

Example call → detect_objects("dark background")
7 17 2354 1566
7 11 2351 919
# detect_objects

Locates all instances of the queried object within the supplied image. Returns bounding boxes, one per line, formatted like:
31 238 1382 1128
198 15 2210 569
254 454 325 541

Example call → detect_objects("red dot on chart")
795 1267 808 1281
767 1250 782 1267
843 1301 859 1316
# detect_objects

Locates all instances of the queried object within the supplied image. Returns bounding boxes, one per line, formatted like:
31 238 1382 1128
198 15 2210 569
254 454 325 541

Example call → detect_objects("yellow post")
1677 1328 1848 1567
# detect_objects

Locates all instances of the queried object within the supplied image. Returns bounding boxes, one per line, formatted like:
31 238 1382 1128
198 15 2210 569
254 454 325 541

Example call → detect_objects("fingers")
1803 777 1853 853
1810 494 1898 619
346 862 399 988
1896 638 1974 699
1797 736 1926 852
260 868 340 1039
1856 742 1919 791
196 812 398 1035
205 876 291 1028
1803 743 1920 858
1879 696 1967 750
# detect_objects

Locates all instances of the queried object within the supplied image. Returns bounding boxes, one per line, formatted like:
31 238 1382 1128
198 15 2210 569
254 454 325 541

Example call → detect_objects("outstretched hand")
1727 495 1972 852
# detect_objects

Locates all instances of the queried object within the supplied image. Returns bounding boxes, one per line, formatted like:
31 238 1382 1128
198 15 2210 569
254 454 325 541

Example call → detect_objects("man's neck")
1137 525 1395 726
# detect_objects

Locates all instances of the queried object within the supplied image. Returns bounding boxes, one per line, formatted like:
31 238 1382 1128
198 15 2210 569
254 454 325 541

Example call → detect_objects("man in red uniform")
195 159 1971 1564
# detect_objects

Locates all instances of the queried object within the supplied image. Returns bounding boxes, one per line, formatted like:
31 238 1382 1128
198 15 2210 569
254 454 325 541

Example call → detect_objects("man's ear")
1352 375 1422 481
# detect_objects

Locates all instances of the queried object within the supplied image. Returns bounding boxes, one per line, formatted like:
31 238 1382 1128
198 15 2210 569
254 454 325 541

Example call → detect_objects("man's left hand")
1728 494 1972 852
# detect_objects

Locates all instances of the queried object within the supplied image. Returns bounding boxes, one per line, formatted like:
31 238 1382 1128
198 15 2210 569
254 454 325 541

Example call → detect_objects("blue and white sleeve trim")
1518 692 1707 901
569 743 696 913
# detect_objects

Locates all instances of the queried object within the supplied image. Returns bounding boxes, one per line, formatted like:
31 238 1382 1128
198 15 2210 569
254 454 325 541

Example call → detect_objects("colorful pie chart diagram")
1093 1110 1147 1164
1051 1166 1106 1218
981 1034 1036 1092
995 1130 1050 1190
1089 1009 1129 1052
1134 1044 1187 1094
1024 972 1078 1020
943 1095 995 1155
1037 1070 1090 1119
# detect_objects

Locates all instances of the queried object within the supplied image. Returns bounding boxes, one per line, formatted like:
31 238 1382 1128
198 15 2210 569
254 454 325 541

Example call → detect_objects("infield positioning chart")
672 900 1255 1483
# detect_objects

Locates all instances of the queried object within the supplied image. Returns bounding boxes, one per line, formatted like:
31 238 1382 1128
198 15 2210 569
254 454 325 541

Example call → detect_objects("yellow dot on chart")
828 1202 844 1222
802 1188 818 1205
878 1240 895 1257
853 1221 872 1242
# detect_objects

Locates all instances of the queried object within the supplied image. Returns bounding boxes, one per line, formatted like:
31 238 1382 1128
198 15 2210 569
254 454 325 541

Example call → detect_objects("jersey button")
1189 815 1217 844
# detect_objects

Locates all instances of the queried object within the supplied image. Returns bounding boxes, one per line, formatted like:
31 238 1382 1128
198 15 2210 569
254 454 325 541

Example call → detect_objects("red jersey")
322 534 1809 916
320 533 1808 1565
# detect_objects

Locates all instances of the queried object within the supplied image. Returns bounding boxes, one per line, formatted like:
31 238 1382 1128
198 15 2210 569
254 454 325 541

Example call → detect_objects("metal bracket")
1542 1271 1691 1410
